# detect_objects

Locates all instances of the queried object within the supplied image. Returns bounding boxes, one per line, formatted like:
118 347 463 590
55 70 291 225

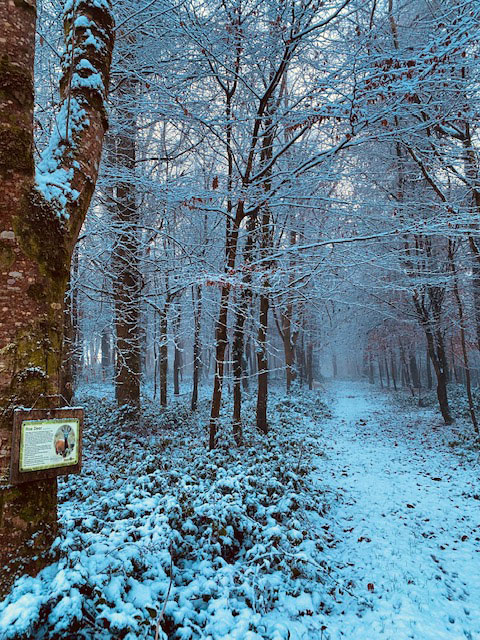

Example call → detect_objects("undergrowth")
0 387 333 640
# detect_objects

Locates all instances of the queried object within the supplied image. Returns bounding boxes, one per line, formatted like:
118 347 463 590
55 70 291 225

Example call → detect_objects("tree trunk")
159 303 169 408
232 218 255 444
173 302 181 396
60 286 75 404
112 73 141 409
297 334 307 386
256 111 274 434
191 285 202 411
209 202 243 449
307 341 314 391
0 0 113 596
428 337 452 424
390 353 397 391
449 244 478 433
471 258 480 352
101 327 112 381
409 351 420 388
421 321 452 424
426 345 433 389
256 291 269 434
450 336 458 384
332 353 338 378
369 354 374 384
384 351 390 388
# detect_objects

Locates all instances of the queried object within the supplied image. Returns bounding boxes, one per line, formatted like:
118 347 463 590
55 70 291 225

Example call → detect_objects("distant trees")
16 0 480 494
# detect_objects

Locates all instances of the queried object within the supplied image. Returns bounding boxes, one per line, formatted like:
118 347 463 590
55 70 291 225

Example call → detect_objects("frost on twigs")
35 0 114 222
0 387 333 639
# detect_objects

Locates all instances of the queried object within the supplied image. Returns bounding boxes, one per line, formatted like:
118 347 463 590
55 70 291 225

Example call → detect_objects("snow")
35 1 110 218
312 381 480 640
1 382 480 638
35 96 87 215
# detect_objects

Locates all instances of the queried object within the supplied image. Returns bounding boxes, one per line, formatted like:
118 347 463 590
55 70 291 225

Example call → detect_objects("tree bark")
390 352 397 391
173 302 181 396
232 217 256 444
191 284 202 411
101 327 112 380
159 302 169 408
0 0 113 596
384 351 390 388
414 297 452 424
112 71 141 408
255 106 274 435
449 243 478 433
256 289 269 434
307 341 314 391
426 344 433 389
378 357 384 388
332 353 338 378
209 207 242 449
409 351 420 388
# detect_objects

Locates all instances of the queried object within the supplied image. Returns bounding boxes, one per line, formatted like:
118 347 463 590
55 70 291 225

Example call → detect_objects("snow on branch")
35 0 114 229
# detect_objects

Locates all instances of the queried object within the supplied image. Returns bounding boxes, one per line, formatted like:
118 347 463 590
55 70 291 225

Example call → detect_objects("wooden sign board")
10 408 83 484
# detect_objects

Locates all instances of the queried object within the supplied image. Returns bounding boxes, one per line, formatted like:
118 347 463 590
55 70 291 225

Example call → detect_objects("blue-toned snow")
1 382 480 639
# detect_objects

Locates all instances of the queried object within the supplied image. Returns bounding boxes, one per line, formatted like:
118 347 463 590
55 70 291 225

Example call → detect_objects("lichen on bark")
0 0 114 599
13 188 70 300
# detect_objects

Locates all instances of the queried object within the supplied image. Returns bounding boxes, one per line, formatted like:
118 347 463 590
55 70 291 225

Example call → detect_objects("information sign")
10 408 83 484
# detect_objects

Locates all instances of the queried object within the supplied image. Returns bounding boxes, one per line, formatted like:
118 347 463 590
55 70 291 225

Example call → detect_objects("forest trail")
313 381 480 640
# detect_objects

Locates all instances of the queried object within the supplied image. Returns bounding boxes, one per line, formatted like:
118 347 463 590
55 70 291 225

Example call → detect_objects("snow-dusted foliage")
0 388 334 640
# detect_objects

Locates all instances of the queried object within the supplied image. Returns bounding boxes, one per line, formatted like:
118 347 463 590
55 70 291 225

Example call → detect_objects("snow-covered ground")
316 381 480 640
1 381 479 639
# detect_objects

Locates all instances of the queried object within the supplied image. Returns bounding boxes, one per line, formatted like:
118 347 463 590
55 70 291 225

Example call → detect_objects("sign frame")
10 407 84 484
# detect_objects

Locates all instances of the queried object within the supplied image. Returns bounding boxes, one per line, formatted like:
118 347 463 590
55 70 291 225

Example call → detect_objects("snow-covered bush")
0 387 332 640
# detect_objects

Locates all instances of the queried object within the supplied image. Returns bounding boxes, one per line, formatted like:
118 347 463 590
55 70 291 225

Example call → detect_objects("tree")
0 0 114 595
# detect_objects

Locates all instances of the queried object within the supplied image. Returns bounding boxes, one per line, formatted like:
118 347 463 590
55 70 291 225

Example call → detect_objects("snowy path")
313 381 480 640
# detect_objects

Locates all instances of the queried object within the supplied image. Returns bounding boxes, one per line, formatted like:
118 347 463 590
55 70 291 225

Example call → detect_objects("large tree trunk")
416 293 453 425
0 0 113 597
232 218 255 444
209 208 242 450
255 107 274 435
426 334 452 424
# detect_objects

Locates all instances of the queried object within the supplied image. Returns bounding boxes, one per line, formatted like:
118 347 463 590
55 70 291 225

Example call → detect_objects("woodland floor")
317 381 480 640
1 381 480 639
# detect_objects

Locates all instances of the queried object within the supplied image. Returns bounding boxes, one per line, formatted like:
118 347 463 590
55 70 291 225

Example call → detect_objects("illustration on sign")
19 418 80 473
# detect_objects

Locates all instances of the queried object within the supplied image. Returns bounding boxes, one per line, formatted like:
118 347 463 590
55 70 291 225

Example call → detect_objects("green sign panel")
19 418 80 472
